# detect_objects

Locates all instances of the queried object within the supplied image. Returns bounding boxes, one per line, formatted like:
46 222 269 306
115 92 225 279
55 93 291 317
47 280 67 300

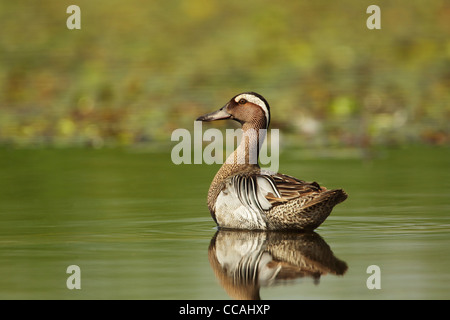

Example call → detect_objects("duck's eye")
238 99 247 105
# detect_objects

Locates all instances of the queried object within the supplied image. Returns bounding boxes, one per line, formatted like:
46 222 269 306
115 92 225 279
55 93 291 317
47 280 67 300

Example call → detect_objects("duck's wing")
264 173 325 207
227 174 280 213
227 172 324 213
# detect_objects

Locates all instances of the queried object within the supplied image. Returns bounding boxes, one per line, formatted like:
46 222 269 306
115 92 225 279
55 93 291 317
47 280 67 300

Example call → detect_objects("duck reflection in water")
208 230 347 300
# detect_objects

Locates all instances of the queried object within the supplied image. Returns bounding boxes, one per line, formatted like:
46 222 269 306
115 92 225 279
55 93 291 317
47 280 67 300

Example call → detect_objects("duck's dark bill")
196 107 231 122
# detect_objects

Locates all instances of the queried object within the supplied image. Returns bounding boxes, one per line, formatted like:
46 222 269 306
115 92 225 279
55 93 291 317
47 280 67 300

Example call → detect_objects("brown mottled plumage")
197 92 347 230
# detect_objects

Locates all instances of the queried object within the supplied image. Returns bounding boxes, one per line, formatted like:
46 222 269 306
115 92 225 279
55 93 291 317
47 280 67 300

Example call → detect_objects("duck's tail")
299 189 347 227
325 188 348 207
305 188 348 211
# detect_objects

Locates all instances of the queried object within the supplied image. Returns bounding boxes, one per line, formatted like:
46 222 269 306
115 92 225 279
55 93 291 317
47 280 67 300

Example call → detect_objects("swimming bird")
196 92 347 230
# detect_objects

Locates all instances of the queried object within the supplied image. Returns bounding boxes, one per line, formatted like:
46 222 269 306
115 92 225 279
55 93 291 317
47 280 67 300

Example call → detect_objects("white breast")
214 174 279 229
215 191 266 229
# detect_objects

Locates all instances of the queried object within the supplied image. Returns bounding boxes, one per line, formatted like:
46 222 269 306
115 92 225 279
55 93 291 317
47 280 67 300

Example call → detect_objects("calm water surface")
0 146 449 299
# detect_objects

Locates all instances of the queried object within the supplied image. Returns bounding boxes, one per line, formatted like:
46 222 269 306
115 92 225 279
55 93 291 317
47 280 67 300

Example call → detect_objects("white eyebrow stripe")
234 93 270 128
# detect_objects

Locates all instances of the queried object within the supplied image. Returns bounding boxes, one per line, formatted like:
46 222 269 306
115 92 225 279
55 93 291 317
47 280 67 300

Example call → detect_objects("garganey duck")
196 92 347 230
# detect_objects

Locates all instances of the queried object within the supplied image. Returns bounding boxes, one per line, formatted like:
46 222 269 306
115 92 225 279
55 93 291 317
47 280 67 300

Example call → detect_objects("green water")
0 146 449 299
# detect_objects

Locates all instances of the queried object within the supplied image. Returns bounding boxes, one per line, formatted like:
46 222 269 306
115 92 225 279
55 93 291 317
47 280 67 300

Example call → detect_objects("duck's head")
197 92 271 129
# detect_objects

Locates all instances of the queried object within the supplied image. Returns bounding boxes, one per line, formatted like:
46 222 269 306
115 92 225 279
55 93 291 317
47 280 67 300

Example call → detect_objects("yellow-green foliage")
0 1 449 147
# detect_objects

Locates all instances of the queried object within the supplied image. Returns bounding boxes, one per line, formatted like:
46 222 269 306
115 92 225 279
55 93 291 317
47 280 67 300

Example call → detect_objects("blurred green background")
1 0 449 149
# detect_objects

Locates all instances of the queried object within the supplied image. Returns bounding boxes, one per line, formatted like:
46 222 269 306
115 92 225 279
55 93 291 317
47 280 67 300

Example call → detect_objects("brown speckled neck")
207 119 267 215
